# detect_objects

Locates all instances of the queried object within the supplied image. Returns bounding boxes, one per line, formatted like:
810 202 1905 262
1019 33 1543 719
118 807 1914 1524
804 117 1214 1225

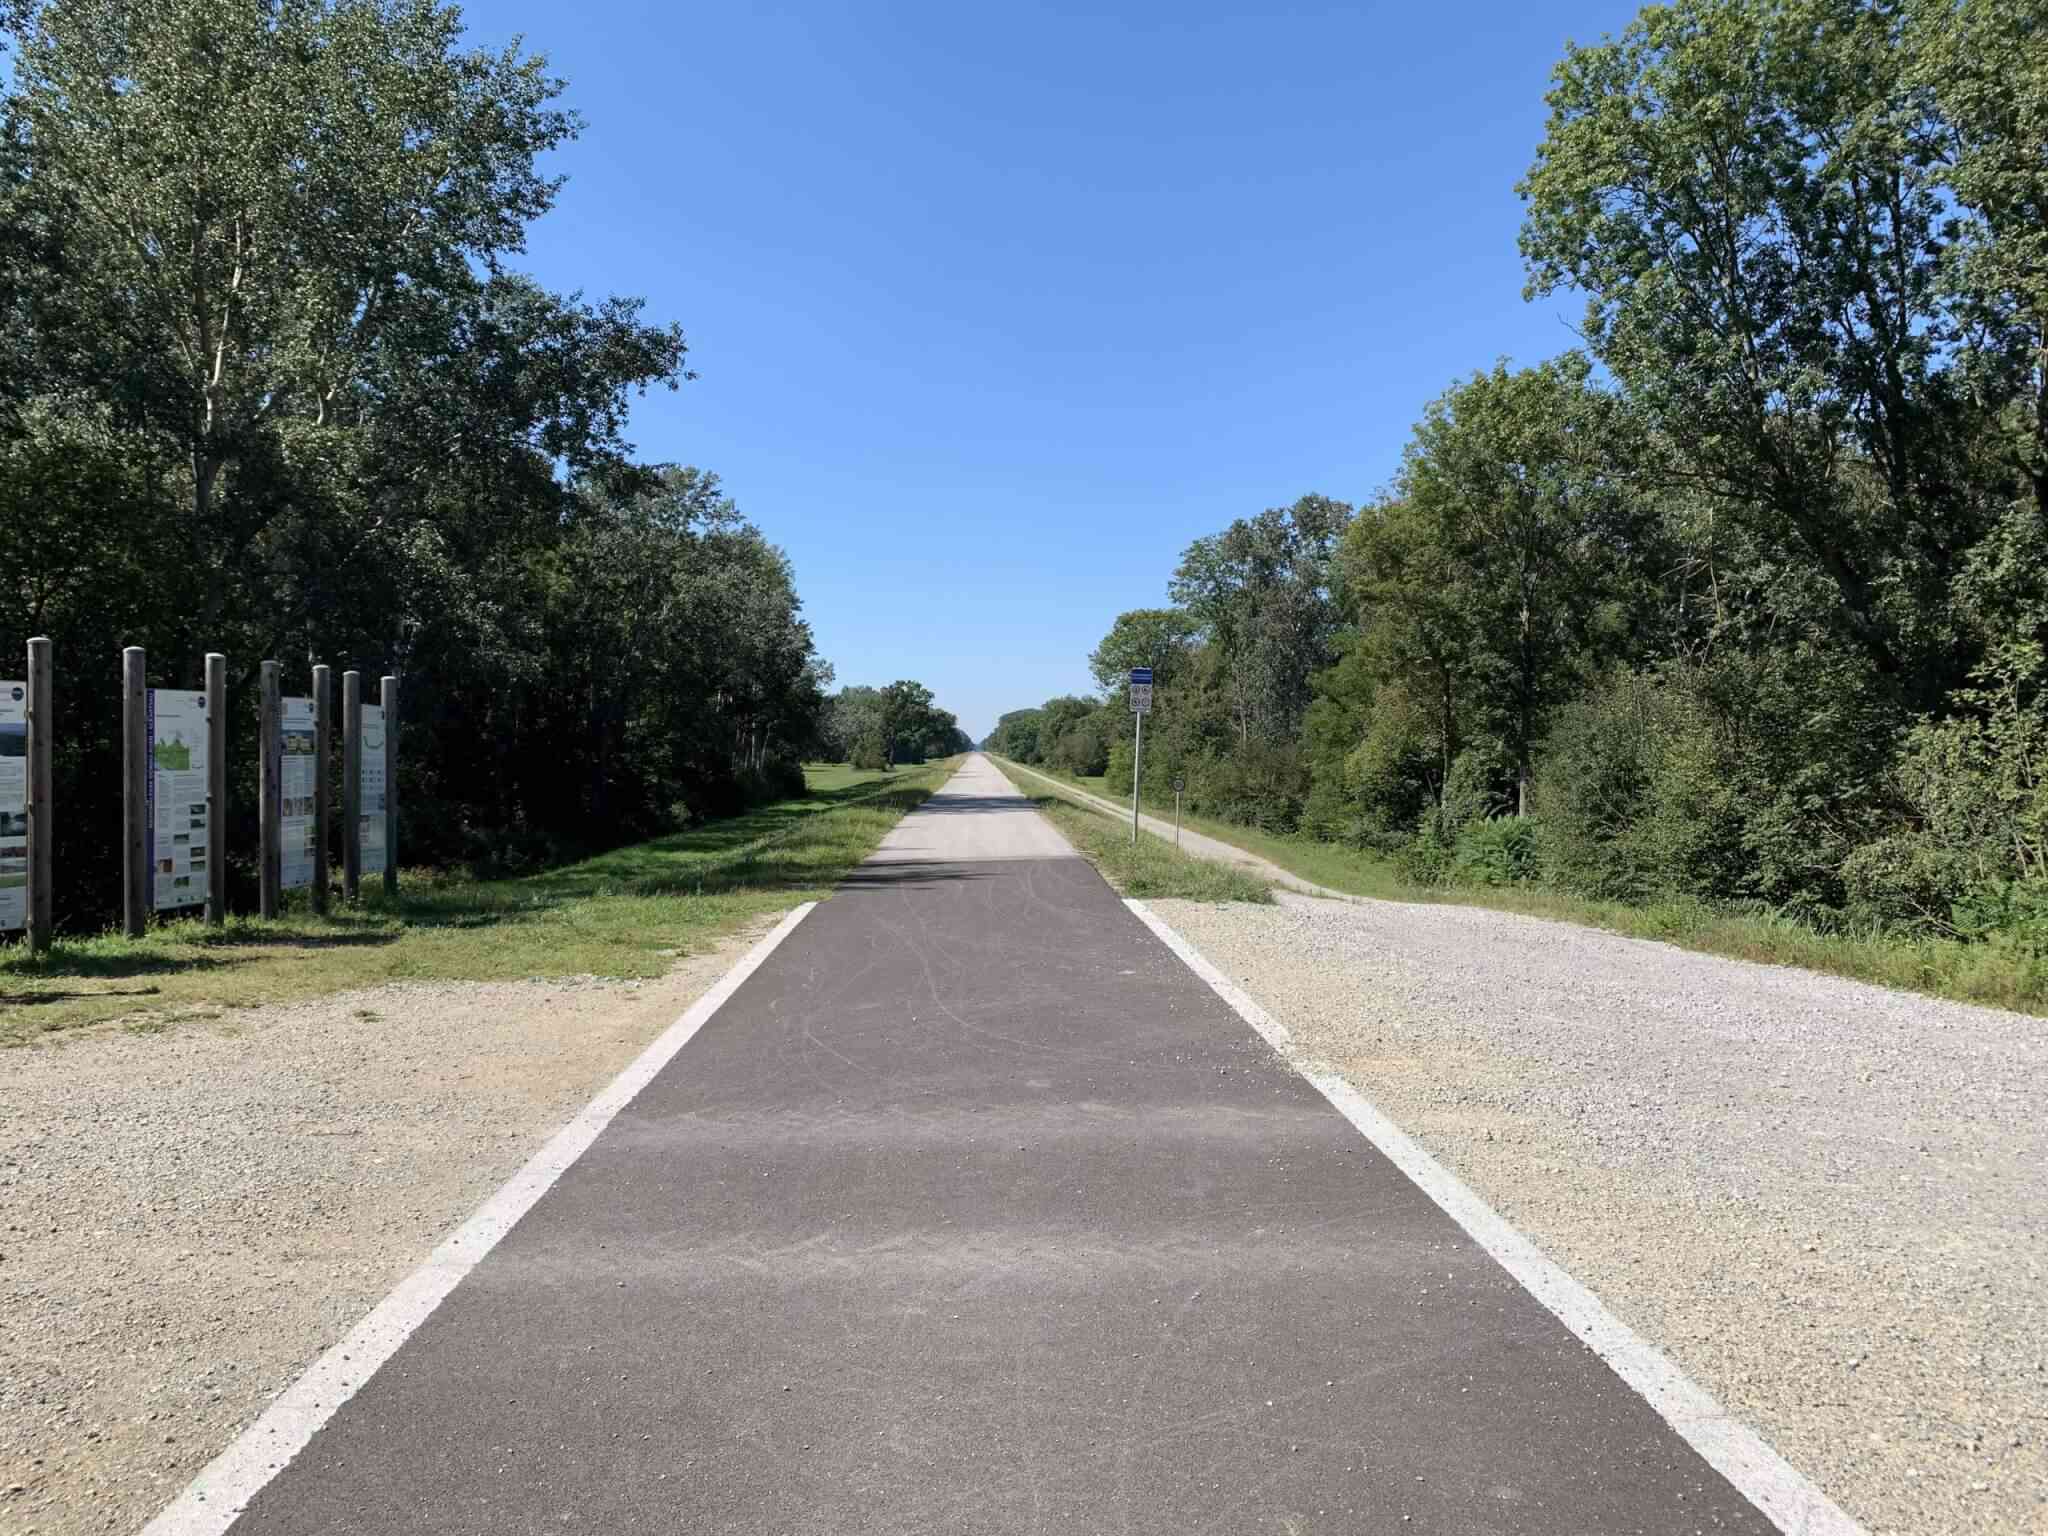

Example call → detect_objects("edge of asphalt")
1122 897 1867 1536
137 901 822 1536
991 754 1354 899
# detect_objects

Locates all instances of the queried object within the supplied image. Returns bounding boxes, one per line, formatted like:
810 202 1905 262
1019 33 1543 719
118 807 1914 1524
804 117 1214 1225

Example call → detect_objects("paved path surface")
212 756 1779 1534
992 755 1355 899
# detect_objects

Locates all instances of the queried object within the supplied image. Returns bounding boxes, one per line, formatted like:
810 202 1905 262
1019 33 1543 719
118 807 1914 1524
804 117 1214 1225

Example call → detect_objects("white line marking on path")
140 901 820 1536
1123 897 1866 1536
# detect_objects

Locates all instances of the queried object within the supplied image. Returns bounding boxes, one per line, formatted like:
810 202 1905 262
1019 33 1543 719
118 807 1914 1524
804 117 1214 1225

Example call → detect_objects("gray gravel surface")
0 921 773 1536
1150 889 2048 1536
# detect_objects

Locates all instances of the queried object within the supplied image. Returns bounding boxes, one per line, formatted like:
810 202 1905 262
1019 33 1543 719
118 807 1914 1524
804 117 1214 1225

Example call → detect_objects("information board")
280 695 317 891
0 680 26 933
148 688 210 911
360 702 387 879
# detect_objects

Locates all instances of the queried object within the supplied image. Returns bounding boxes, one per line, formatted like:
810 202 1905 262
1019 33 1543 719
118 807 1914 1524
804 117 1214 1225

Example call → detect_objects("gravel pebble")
0 919 776 1536
1151 889 2048 1536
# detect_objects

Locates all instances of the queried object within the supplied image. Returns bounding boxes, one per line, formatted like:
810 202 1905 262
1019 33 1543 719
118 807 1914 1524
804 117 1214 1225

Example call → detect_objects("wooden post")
311 664 330 915
380 674 398 897
121 645 146 937
259 659 281 918
25 637 52 953
341 669 361 903
205 653 226 925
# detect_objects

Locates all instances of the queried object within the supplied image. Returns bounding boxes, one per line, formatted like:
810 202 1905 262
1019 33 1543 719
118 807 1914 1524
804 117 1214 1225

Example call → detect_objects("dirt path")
0 916 781 1536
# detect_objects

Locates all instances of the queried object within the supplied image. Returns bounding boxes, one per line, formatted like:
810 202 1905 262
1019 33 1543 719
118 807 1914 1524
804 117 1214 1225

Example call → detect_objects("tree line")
0 0 840 925
819 681 973 770
994 0 2048 946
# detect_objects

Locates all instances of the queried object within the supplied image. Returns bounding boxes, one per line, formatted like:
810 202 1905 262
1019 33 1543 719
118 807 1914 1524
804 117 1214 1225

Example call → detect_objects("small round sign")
1172 776 1185 793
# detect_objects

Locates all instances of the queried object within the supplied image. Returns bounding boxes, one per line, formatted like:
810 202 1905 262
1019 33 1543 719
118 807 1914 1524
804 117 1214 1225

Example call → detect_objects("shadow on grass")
185 924 400 951
2 984 163 1006
0 945 234 982
0 770 942 995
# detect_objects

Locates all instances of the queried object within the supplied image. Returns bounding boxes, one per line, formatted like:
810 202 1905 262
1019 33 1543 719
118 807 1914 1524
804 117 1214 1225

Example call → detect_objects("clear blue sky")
461 0 1643 740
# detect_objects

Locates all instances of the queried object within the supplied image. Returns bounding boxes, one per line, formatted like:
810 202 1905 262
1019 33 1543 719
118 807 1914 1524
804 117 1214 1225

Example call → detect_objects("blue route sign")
1128 667 1153 715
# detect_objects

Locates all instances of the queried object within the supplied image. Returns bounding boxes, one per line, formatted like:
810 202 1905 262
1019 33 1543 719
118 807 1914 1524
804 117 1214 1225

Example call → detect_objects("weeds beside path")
0 759 960 1045
1017 789 1271 903
994 757 1334 898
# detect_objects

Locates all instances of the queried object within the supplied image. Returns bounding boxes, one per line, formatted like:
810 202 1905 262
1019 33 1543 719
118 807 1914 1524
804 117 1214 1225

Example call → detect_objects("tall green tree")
1088 608 1199 695
1518 0 1983 691
5 0 642 635
1367 358 1656 812
1168 494 1351 747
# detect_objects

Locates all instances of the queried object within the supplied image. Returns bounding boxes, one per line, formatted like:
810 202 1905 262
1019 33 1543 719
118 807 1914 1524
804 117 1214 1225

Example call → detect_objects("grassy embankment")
1020 790 1270 904
0 759 960 1046
998 755 2048 1015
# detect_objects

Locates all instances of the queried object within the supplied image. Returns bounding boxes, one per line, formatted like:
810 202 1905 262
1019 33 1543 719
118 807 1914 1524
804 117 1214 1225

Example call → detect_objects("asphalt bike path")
196 755 1782 1534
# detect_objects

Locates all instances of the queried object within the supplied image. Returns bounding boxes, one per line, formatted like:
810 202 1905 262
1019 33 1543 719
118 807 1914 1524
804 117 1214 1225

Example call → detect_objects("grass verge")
0 759 960 1046
1019 791 1271 904
998 756 2048 1016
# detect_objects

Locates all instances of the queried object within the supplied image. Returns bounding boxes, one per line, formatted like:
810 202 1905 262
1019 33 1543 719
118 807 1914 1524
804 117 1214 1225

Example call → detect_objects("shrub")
1343 685 1437 839
1451 815 1540 886
1053 726 1108 778
1840 834 1975 930
1440 742 1513 839
1186 740 1309 833
1953 878 2048 954
1395 822 1454 885
1533 669 1681 899
1534 651 1890 910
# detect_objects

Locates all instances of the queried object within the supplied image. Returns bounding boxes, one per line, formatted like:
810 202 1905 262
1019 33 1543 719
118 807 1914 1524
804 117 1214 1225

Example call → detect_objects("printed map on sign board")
0 681 26 932
360 702 386 878
280 696 317 890
148 688 210 911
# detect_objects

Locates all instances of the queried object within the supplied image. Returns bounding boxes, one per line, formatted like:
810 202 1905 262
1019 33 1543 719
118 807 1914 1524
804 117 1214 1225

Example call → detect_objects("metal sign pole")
1131 710 1143 846
1127 666 1153 846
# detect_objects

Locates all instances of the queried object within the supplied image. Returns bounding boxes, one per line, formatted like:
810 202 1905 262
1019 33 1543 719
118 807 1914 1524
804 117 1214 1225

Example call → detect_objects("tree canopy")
0 0 832 918
993 0 2048 936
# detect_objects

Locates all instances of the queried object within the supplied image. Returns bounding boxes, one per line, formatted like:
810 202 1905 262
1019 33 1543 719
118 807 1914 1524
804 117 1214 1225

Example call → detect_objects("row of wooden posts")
12 636 398 955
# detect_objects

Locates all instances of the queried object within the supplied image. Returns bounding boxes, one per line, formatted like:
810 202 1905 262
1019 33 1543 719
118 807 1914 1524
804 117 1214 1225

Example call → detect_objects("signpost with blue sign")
1128 668 1153 844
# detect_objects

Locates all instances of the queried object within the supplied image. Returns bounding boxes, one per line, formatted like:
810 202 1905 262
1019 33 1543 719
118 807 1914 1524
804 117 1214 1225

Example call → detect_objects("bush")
850 732 888 771
1533 670 1683 899
746 754 809 804
1451 815 1540 886
1053 727 1109 778
1953 878 2048 954
1343 684 1437 839
1840 834 1976 930
1534 652 1890 910
1440 742 1513 839
1395 822 1454 885
1185 740 1310 833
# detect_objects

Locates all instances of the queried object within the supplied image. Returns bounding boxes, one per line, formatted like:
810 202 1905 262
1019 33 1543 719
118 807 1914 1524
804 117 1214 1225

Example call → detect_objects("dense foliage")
996 0 2048 951
818 681 973 770
0 0 834 922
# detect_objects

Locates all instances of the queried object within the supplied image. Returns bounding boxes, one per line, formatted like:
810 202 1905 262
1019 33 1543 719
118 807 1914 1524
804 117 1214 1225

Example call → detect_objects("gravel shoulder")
1149 889 2048 1536
0 915 781 1536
